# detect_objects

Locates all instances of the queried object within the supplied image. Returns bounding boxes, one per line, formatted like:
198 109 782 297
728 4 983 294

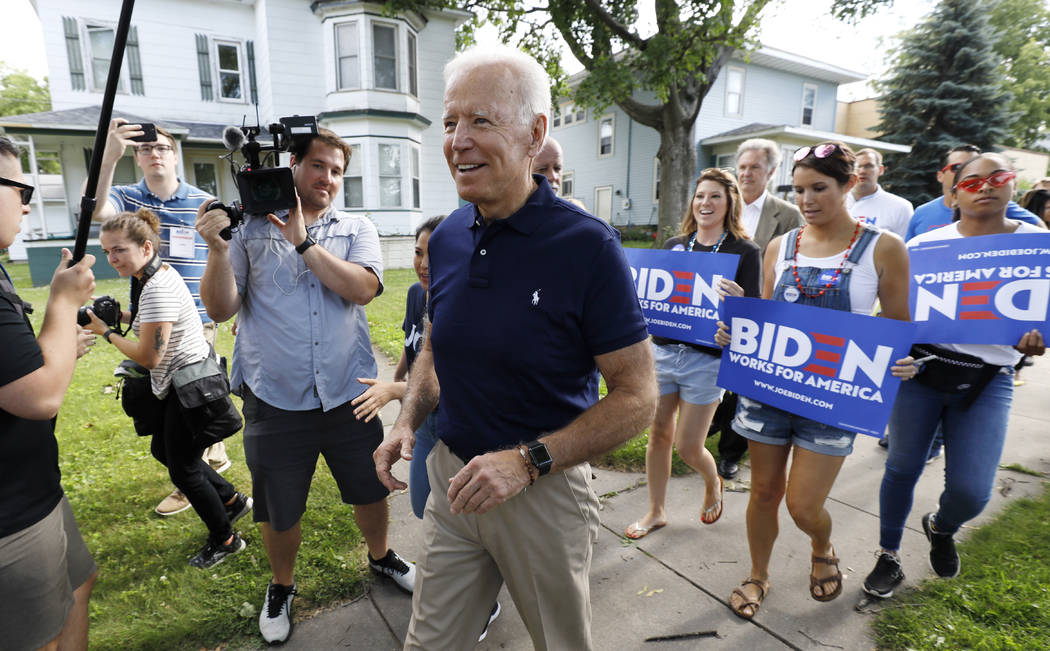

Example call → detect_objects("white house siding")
258 0 326 120
415 12 461 226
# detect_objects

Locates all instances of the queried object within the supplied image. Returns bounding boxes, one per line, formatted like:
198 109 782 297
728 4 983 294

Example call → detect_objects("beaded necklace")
687 229 728 253
790 220 862 299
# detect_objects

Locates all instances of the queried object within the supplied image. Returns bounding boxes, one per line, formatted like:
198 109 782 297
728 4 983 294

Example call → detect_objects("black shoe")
863 551 905 598
717 458 739 480
225 493 253 526
189 532 246 568
878 434 889 449
922 512 960 578
369 549 416 593
478 601 501 642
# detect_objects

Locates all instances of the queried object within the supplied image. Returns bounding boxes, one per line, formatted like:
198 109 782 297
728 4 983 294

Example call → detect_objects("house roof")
700 123 911 154
0 106 238 146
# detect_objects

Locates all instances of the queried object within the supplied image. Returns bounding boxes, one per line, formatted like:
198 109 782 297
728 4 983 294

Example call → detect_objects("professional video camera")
209 115 320 240
77 295 122 328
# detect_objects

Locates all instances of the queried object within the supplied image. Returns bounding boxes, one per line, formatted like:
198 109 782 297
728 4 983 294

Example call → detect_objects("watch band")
525 439 553 476
295 234 316 255
103 328 114 343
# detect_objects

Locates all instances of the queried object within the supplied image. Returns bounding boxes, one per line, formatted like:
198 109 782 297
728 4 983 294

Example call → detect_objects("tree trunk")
655 119 696 245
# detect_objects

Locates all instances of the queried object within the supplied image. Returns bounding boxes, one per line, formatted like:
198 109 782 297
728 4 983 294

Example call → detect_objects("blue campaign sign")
717 297 916 437
624 247 740 347
909 233 1050 344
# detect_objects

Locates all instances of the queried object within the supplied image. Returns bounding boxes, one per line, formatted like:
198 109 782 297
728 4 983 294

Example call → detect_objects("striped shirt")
109 179 213 322
133 265 211 398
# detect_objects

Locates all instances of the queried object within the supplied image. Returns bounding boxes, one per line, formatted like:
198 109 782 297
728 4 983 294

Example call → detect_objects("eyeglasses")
0 176 34 205
956 170 1016 193
135 144 174 155
793 143 839 162
940 162 964 175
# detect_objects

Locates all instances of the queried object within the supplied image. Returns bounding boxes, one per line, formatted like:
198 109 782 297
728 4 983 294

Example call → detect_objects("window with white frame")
373 23 398 90
336 21 360 90
652 158 660 201
801 83 818 126
715 153 735 169
85 23 123 92
344 144 364 208
560 170 574 198
557 103 587 128
410 145 420 208
63 17 144 95
407 31 418 97
598 115 615 157
725 66 744 117
215 41 244 101
378 143 402 207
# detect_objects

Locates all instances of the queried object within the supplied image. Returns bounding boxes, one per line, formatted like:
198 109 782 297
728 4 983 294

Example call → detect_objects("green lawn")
873 484 1050 650
4 256 414 650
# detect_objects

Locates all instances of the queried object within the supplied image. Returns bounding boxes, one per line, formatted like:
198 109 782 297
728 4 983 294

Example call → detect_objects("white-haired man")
846 148 912 239
375 46 656 650
532 136 563 194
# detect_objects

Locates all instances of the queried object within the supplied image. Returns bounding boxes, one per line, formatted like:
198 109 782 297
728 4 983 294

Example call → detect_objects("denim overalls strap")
772 224 880 311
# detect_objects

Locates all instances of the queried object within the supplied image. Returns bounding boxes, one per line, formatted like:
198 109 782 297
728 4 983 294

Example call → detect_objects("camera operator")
196 127 414 644
85 208 253 569
0 136 98 651
88 118 231 517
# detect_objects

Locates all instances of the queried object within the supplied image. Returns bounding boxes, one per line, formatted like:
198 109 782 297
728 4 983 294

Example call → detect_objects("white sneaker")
368 549 416 593
478 601 501 642
259 580 296 643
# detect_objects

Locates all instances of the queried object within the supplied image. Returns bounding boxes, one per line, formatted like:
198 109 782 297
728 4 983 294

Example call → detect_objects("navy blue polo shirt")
427 175 648 461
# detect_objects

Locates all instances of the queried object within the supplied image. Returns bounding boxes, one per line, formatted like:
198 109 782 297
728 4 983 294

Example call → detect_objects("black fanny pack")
171 356 243 448
911 344 1004 409
115 360 163 436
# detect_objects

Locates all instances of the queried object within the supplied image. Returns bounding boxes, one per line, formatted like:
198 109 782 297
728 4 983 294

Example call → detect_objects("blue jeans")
878 370 1014 550
410 412 439 519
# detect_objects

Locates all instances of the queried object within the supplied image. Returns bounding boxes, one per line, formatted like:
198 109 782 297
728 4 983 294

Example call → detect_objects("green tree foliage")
875 0 1014 206
0 64 50 117
988 0 1050 148
385 0 864 235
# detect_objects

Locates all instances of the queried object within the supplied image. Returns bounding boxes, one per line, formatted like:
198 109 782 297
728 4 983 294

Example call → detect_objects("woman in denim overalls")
715 142 916 618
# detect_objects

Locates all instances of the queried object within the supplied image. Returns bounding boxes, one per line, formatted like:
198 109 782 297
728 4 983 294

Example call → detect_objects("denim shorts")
653 342 725 405
732 395 857 457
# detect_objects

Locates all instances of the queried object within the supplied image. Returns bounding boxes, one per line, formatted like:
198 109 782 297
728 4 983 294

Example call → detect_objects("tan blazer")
752 193 804 254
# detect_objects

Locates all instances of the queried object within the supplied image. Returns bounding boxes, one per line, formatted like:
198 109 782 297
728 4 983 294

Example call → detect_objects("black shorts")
242 389 389 531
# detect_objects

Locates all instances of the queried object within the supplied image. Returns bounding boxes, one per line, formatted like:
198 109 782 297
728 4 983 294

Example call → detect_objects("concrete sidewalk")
245 351 1050 650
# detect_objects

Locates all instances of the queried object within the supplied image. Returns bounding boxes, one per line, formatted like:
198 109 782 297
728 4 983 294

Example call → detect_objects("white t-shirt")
907 221 1044 366
741 191 767 239
133 265 211 398
846 185 913 240
774 227 883 315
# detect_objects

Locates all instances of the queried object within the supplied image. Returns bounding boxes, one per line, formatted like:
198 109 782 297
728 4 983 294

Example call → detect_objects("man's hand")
76 327 96 359
267 191 308 247
447 449 531 516
374 423 416 492
103 118 145 166
195 201 232 250
1016 329 1046 357
49 249 95 310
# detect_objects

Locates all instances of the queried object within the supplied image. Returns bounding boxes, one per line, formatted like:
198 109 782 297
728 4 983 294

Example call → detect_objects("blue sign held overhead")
909 233 1050 344
624 247 740 347
717 297 916 437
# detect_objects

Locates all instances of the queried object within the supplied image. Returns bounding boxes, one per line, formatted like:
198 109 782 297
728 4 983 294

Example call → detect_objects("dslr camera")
209 115 320 240
77 295 122 328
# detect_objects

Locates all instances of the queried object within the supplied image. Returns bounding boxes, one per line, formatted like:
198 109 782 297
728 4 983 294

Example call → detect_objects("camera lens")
252 179 282 202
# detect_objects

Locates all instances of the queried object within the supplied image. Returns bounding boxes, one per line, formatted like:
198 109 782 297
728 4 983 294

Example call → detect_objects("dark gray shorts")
242 390 389 531
0 496 96 651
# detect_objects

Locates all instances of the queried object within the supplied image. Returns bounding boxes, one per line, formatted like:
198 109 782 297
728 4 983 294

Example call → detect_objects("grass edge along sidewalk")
872 478 1050 650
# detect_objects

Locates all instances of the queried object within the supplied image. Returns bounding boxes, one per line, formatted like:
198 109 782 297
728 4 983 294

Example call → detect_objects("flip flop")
730 578 769 619
810 547 843 602
701 477 724 525
624 520 665 540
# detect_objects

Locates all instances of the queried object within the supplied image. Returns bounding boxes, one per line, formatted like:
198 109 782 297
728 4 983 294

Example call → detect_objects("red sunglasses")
793 144 839 162
939 162 964 174
955 170 1016 193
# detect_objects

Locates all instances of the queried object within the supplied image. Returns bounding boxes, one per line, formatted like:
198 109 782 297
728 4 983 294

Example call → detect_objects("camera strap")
0 262 33 323
126 253 163 336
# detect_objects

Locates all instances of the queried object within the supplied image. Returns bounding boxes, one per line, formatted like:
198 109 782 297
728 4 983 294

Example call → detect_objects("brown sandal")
810 548 843 602
729 578 769 619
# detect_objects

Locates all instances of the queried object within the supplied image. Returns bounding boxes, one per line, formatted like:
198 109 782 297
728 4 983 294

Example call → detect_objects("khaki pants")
404 442 600 651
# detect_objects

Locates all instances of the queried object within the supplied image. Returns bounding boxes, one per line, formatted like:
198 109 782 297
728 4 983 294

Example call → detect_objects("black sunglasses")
0 176 34 205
